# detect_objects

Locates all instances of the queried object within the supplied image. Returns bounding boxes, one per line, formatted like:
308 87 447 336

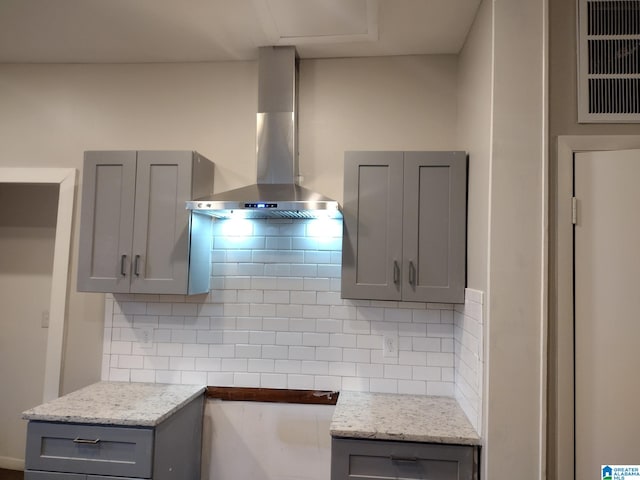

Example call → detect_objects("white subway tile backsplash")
370 378 397 393
302 333 329 347
316 347 342 362
130 369 156 383
384 308 413 323
110 341 132 355
235 344 262 358
103 220 481 412
301 361 329 375
183 344 209 358
196 330 223 344
195 357 221 371
329 362 356 377
260 373 288 389
248 359 275 373
427 352 454 368
288 318 316 332
171 330 197 344
275 359 301 374
262 345 288 359
249 331 276 345
398 351 427 366
383 364 412 380
182 371 207 385
412 337 441 352
288 346 315 361
343 348 370 363
316 319 342 333
329 334 357 348
118 355 144 369
276 332 302 345
207 372 234 386
398 380 427 395
314 376 342 391
356 363 383 378
342 377 369 392
287 375 315 390
221 358 247 372
237 317 263 331
263 317 290 331
169 357 195 371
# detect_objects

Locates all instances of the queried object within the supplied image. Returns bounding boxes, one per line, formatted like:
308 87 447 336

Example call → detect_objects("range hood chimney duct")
187 46 342 219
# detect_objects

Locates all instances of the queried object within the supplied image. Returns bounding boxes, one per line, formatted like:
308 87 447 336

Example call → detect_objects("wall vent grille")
578 0 640 122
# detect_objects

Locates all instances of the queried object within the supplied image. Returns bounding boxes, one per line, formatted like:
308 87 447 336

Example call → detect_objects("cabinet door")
130 151 193 294
402 152 467 303
77 151 136 293
342 151 403 300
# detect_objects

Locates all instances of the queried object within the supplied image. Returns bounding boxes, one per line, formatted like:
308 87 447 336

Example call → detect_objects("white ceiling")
0 0 481 63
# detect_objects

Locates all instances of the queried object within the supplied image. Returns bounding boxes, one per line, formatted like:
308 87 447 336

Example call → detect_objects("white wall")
456 0 492 296
0 184 57 467
0 56 458 395
547 0 640 477
203 401 334 480
485 0 546 478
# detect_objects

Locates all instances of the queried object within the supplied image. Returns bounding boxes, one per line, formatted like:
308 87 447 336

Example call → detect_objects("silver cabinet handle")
409 261 416 287
390 455 418 462
134 254 141 276
73 437 100 445
393 260 400 285
120 254 127 277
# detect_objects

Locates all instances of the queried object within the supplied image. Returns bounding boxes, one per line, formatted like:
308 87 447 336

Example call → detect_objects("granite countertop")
330 391 480 446
22 381 206 427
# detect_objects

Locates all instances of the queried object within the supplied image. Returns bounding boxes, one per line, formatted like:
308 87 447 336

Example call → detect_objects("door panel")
574 149 640 479
131 151 192 294
341 151 403 300
402 151 466 303
77 151 136 293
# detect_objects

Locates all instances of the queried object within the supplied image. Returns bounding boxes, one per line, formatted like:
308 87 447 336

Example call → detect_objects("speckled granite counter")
22 381 206 427
330 391 480 446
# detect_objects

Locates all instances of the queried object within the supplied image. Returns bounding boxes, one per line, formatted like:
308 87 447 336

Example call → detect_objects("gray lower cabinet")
77 150 214 295
24 394 204 480
331 437 479 480
341 151 467 303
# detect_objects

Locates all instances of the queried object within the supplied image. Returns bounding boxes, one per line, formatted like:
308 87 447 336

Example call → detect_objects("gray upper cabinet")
342 151 467 304
77 150 214 295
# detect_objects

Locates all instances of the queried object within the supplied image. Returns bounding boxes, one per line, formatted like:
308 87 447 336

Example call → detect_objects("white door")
574 149 640 479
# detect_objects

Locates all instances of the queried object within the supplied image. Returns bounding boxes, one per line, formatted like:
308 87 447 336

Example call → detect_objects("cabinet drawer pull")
134 254 141 276
73 437 101 445
390 455 418 463
409 261 416 286
393 260 400 285
120 254 127 277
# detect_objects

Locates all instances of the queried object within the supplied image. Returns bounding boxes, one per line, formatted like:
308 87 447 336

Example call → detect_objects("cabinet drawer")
26 422 154 478
331 437 478 480
25 472 144 480
26 471 85 479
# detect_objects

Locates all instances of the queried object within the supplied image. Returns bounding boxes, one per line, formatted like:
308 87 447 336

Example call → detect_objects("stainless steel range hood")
187 46 342 219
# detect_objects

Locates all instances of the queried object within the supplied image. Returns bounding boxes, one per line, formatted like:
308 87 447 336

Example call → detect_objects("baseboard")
0 456 25 471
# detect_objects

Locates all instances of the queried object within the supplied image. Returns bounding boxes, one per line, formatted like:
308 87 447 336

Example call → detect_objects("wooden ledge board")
206 386 339 405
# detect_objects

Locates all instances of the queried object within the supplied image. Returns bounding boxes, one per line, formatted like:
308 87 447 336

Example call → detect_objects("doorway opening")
554 136 640 480
0 168 75 471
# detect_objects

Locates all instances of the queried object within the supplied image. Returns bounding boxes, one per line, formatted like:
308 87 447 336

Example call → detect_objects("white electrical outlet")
138 327 154 348
41 310 50 328
382 334 398 358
